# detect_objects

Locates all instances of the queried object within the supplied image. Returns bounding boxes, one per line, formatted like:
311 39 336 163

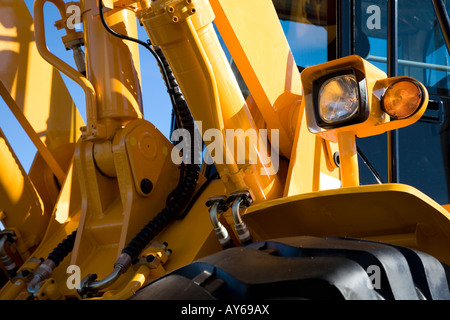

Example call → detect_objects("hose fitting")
0 234 18 278
78 253 132 296
227 191 253 245
27 230 77 295
27 259 55 294
206 195 233 249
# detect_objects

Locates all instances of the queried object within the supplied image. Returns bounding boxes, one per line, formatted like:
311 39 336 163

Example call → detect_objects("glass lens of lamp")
318 75 359 124
382 81 422 119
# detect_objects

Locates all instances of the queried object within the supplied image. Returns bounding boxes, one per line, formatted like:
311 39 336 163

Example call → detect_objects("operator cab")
274 0 450 205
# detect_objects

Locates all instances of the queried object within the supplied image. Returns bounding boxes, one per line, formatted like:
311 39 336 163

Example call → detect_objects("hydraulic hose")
80 56 200 292
80 2 202 296
208 197 233 249
230 197 252 245
79 252 132 295
47 230 78 267
28 230 77 294
121 47 201 261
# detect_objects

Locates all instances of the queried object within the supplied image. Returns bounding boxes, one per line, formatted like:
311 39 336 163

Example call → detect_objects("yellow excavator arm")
1 0 450 302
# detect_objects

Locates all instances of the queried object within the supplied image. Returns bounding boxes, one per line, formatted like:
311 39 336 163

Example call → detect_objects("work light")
311 69 369 130
319 75 358 123
300 55 429 187
301 55 428 140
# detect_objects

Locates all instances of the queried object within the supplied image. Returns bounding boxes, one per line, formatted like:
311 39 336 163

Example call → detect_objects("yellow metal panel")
243 183 450 265
70 119 181 281
82 0 143 132
336 131 359 187
0 80 65 184
0 129 45 257
138 0 284 202
283 101 340 196
283 108 318 196
0 162 81 300
0 0 84 222
0 0 84 158
152 179 227 272
210 0 302 158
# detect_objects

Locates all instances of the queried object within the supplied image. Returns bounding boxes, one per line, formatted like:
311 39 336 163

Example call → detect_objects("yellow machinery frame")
0 0 450 300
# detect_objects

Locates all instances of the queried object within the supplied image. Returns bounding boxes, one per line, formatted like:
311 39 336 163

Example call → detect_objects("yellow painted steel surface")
138 0 284 203
207 0 341 196
0 129 45 259
1 0 450 301
336 131 359 187
283 105 340 195
0 163 81 300
0 0 83 260
33 0 98 141
0 81 65 184
72 120 179 265
210 0 301 159
82 0 143 129
0 0 84 218
0 0 84 156
242 183 450 265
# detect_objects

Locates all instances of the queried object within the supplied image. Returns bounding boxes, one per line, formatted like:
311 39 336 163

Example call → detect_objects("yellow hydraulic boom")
1 0 450 302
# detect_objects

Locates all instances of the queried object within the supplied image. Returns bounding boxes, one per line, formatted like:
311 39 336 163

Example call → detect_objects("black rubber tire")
129 236 450 300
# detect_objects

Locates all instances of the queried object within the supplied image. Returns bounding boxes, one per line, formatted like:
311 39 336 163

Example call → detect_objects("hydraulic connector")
64 38 86 76
78 252 132 297
79 242 172 298
227 191 253 245
206 195 233 249
27 259 56 295
138 241 172 270
28 230 77 295
0 232 18 278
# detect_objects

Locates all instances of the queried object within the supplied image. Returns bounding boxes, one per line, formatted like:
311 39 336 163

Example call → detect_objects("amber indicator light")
382 80 423 120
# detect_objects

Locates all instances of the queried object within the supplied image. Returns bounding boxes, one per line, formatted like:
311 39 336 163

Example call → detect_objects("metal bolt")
140 179 153 194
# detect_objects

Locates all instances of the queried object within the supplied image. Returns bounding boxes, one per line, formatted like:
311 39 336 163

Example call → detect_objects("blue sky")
0 0 173 172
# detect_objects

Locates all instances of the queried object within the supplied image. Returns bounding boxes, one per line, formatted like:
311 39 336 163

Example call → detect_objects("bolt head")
140 179 153 194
